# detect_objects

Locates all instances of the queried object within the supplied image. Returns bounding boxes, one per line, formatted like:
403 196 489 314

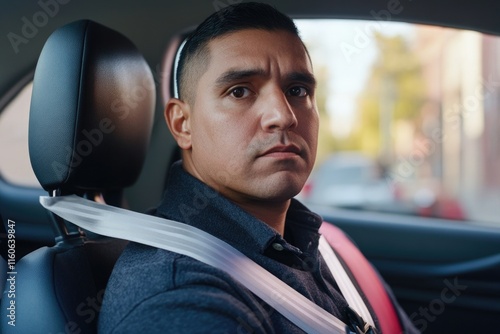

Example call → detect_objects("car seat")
0 19 155 333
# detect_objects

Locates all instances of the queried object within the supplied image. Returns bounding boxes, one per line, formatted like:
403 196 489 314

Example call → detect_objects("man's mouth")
260 144 301 158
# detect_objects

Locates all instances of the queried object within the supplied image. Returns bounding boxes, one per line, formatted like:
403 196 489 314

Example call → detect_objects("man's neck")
235 199 291 236
180 161 291 235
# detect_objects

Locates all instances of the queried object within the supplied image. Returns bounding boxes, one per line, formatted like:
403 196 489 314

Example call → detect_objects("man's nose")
261 89 298 132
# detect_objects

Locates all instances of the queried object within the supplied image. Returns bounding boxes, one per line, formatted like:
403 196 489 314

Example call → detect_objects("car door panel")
313 205 500 333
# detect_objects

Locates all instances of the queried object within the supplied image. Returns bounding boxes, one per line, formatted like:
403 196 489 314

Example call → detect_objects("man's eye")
230 87 250 98
287 86 308 97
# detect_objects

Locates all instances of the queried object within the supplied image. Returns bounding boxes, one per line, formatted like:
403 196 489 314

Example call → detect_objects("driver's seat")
0 20 155 333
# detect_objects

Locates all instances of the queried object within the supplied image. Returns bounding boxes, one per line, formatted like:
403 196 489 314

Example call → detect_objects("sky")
295 19 415 138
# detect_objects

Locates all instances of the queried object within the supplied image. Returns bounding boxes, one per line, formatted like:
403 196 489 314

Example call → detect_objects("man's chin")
255 178 305 201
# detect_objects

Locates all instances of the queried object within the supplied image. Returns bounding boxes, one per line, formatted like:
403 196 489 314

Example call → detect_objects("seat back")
1 19 155 333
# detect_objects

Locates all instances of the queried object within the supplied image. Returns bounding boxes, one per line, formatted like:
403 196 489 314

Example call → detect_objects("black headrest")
29 20 155 193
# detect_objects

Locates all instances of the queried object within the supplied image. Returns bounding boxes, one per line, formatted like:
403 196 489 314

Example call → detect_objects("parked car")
299 152 412 214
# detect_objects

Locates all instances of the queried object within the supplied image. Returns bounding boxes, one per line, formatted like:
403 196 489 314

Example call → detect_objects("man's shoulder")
100 243 181 322
111 242 180 282
106 242 240 297
113 242 239 281
99 242 273 333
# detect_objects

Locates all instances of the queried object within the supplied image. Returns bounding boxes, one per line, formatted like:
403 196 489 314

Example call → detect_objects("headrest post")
49 190 86 244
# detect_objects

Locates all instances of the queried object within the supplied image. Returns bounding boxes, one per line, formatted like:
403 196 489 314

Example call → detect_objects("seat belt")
318 238 375 330
320 224 403 334
40 195 376 334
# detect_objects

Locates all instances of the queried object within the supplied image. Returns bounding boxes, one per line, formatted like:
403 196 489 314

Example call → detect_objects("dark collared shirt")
99 161 350 333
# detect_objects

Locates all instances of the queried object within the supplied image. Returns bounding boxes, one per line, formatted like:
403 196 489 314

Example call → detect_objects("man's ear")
164 98 192 150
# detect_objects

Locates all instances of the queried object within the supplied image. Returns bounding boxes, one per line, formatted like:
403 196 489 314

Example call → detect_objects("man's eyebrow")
214 69 317 89
215 69 267 88
286 72 317 87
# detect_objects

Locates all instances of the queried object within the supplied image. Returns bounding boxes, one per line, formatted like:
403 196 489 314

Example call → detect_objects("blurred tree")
350 33 426 163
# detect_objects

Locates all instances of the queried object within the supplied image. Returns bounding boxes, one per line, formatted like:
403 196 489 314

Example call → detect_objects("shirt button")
272 243 284 251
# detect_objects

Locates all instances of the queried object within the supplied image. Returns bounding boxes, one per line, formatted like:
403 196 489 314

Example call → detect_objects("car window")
0 82 41 188
295 19 500 226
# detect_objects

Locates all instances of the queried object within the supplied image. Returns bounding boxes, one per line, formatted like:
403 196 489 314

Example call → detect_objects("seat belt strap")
40 195 346 333
318 237 375 329
39 195 374 334
320 223 403 334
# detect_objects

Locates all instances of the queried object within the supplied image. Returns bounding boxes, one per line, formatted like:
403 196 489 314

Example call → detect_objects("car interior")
1 1 499 333
1 18 155 333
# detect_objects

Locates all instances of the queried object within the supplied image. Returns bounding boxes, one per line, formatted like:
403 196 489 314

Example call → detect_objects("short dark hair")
176 2 300 102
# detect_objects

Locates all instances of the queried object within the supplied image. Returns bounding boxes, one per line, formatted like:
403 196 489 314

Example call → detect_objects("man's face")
182 29 319 205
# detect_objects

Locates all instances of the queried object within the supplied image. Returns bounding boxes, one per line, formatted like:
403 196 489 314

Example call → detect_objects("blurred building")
412 25 500 223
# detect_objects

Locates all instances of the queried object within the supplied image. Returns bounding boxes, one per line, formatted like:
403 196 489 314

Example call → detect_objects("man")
99 3 417 333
